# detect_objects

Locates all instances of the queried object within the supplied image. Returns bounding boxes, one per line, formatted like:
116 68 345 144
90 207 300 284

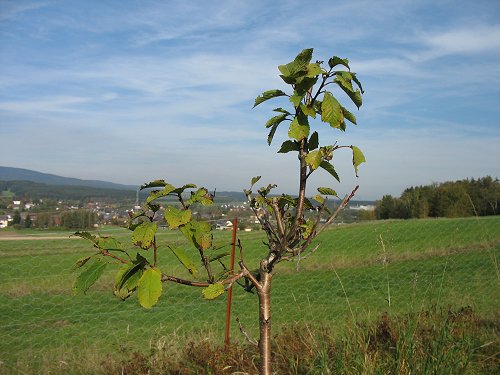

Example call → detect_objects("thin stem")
153 236 157 267
100 251 129 264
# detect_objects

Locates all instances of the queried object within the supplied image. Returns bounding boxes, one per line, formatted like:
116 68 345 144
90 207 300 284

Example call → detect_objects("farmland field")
0 216 499 373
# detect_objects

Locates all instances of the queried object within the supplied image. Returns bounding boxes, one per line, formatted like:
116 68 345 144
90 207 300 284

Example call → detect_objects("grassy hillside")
0 216 498 373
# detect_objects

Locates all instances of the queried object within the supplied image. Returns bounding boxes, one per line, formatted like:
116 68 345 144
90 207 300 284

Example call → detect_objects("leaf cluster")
71 182 235 308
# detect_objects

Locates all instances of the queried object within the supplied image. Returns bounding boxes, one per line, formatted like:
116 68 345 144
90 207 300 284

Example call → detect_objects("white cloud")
410 24 500 62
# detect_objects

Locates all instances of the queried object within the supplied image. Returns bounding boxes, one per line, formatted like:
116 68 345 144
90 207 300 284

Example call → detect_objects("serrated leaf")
328 56 350 70
321 91 344 129
308 132 319 151
300 103 316 118
278 48 313 79
180 220 212 250
295 76 318 96
187 188 213 206
114 262 144 300
317 187 338 196
351 73 364 94
146 184 176 204
312 194 325 205
306 63 322 77
132 221 157 249
351 146 366 177
267 122 279 145
278 140 300 153
320 161 340 182
288 112 309 141
169 246 198 276
300 219 315 239
164 207 192 229
171 183 197 195
251 176 261 187
71 255 93 271
335 74 363 109
73 260 107 295
254 90 287 108
289 93 303 107
265 114 288 129
140 180 168 190
305 150 322 170
202 283 225 300
72 231 98 246
273 108 290 114
342 106 357 125
97 236 123 251
137 268 162 309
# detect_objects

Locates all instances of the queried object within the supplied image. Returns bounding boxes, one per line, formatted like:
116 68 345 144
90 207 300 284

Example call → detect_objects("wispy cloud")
1 0 499 199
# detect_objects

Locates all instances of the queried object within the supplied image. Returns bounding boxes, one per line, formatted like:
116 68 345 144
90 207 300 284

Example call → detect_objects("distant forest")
0 180 136 203
375 176 499 219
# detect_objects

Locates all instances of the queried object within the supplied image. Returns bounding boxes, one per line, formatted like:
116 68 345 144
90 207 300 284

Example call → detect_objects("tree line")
375 176 499 219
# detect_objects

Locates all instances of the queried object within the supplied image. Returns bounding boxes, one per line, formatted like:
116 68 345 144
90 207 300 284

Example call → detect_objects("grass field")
0 216 499 373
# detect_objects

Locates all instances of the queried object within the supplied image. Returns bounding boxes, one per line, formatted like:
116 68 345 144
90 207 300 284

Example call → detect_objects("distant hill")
0 180 136 202
0 166 137 190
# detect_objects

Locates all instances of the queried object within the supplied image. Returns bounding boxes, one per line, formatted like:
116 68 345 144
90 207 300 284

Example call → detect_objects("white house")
0 215 10 229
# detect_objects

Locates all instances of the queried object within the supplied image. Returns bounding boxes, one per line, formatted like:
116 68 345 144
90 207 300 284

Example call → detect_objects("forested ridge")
375 176 499 219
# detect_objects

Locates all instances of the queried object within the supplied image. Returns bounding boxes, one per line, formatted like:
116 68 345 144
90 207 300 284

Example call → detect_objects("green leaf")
300 103 316 118
73 260 107 295
312 194 325 205
265 113 288 129
328 56 350 70
308 132 319 151
320 161 340 182
273 108 291 114
140 180 168 190
137 267 163 309
251 176 261 187
96 236 123 251
254 90 287 108
72 231 98 246
321 91 344 129
187 188 213 206
288 112 309 141
289 93 303 108
267 122 280 145
146 184 176 204
71 255 93 271
306 63 322 77
351 73 364 94
132 221 157 249
317 187 338 196
171 184 197 195
202 283 225 300
335 75 362 109
351 146 366 177
114 262 144 300
169 246 198 276
278 48 313 80
341 106 357 125
180 220 212 250
305 150 322 170
278 140 300 153
164 207 192 229
300 219 315 240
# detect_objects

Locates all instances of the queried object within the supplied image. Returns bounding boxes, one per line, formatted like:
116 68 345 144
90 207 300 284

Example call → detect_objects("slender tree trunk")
257 270 272 375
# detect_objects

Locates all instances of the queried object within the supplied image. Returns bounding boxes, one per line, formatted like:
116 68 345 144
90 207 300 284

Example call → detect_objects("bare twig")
236 316 258 347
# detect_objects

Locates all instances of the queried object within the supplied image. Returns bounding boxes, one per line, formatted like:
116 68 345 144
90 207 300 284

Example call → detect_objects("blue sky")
1 0 499 200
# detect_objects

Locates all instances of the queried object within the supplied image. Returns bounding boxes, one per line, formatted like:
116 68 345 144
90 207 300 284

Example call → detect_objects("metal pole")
224 217 238 350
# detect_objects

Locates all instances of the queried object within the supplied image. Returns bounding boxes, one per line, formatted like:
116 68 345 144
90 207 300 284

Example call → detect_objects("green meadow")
0 216 499 373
